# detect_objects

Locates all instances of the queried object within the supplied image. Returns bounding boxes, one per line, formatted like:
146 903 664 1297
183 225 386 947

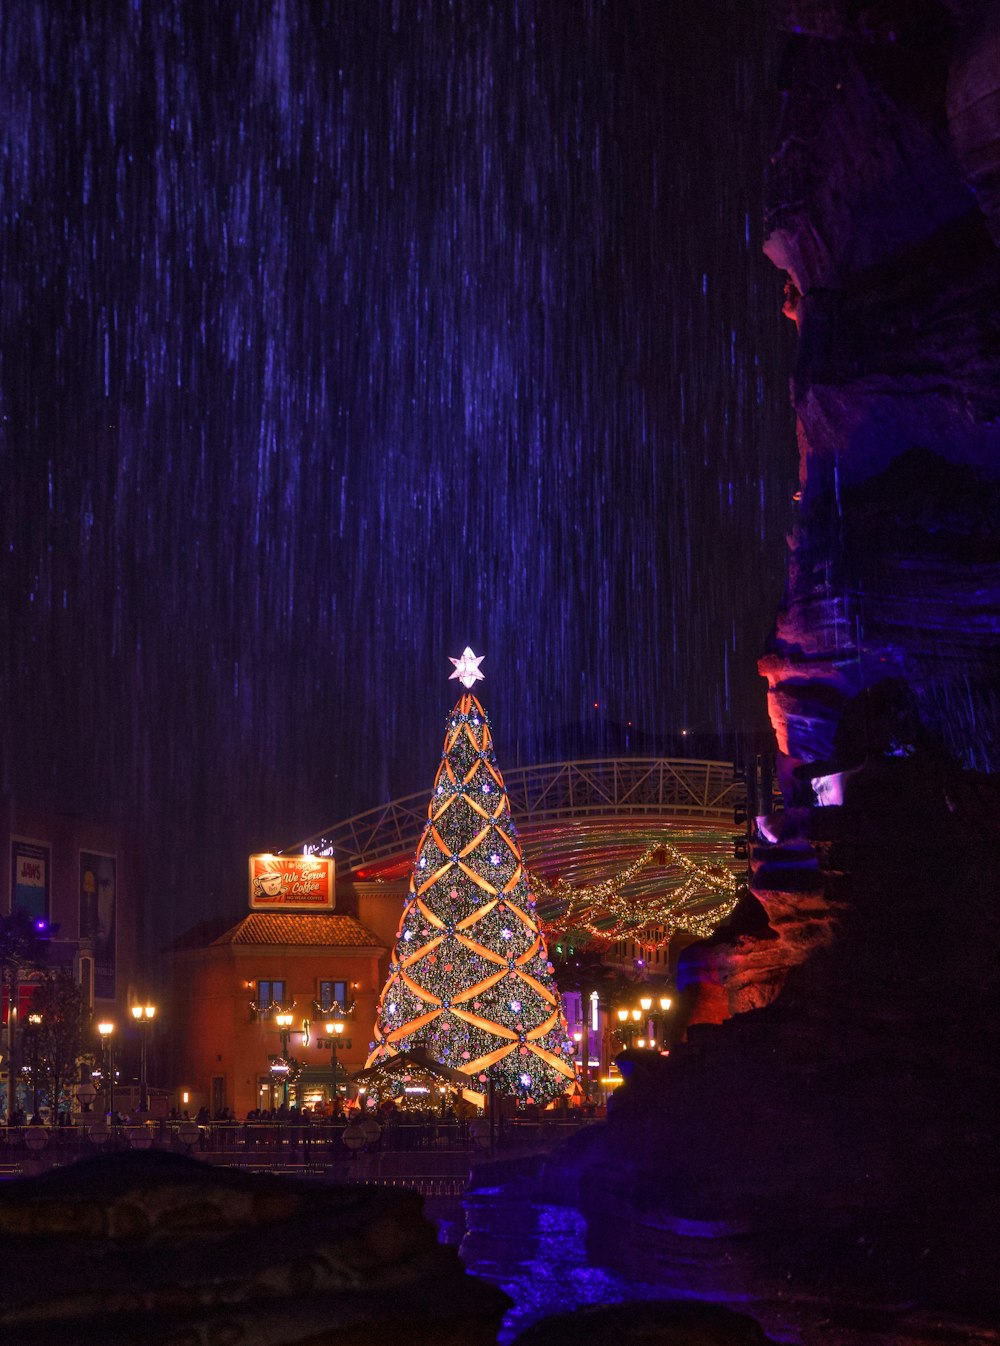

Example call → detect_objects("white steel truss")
290 757 741 871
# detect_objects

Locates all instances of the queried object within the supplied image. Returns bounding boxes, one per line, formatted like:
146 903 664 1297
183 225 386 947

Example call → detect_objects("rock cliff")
551 761 1000 1343
549 7 1000 1342
761 0 1000 795
0 1151 509 1345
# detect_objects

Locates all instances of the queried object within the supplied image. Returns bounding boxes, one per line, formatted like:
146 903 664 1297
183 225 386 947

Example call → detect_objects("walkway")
0 1116 597 1199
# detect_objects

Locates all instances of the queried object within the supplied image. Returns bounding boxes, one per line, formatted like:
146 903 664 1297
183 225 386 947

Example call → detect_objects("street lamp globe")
96 1022 116 1118
131 1002 157 1111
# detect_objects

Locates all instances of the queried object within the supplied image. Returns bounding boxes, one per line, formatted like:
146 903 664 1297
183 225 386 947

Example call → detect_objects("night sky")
1 1 795 952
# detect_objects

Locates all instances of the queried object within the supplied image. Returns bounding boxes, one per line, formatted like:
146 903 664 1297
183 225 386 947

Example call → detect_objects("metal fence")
0 1116 595 1190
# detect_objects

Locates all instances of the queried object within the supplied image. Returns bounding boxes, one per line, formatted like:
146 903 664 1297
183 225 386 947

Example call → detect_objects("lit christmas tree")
366 650 577 1105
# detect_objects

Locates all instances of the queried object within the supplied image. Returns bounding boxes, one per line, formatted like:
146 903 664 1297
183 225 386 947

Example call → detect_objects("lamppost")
97 1021 115 1118
324 1019 350 1109
131 1003 156 1112
658 994 672 1049
639 996 653 1049
274 1011 294 1107
269 1059 290 1110
572 1029 591 1104
26 1013 42 1119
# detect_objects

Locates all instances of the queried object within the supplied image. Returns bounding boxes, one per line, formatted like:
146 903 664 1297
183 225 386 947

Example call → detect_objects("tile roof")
212 913 385 949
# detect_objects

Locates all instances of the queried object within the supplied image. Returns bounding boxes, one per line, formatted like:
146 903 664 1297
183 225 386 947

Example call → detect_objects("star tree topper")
449 646 485 689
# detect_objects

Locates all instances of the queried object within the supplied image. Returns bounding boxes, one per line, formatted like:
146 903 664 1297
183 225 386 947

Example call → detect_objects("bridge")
289 756 744 876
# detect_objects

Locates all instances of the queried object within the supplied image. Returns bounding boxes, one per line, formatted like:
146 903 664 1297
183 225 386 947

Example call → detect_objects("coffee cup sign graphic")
248 855 336 910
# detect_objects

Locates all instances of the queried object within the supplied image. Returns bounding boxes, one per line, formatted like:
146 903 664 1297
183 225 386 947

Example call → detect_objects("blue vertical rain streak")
0 1 794 947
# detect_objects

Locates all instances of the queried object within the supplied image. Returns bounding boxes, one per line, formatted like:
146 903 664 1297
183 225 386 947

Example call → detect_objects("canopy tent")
349 1046 484 1107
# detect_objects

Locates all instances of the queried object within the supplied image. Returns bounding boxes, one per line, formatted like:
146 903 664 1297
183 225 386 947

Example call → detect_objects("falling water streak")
0 1 794 951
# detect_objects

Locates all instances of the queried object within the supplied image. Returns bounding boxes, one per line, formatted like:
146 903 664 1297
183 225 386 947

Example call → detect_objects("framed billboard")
248 854 336 910
11 840 50 923
79 852 116 1000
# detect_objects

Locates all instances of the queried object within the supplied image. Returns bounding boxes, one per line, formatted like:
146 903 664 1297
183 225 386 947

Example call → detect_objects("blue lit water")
460 1187 662 1344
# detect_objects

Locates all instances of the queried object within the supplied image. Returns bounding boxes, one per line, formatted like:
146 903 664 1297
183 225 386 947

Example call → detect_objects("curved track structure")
290 757 742 871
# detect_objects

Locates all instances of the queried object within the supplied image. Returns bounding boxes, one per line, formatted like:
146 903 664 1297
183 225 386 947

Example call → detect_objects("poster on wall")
249 854 336 910
80 852 116 999
11 841 50 923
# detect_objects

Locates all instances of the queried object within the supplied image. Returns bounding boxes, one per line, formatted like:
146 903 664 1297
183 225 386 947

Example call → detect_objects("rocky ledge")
543 759 1000 1346
0 1150 509 1346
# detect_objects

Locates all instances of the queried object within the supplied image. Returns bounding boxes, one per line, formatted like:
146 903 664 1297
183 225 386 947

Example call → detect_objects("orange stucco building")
166 910 386 1118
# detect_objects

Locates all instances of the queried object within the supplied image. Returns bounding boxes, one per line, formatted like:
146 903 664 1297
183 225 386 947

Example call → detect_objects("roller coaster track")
289 758 741 872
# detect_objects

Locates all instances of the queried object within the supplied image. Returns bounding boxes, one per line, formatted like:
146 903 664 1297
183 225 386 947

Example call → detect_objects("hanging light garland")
529 837 741 945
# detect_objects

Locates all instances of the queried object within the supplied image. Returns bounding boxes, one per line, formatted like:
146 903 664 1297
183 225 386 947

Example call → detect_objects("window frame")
256 979 287 1015
318 979 348 1013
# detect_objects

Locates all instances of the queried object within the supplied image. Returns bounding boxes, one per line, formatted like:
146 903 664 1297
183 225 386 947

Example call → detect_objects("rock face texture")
760 0 1000 797
545 7 1000 1343
680 0 1000 1029
511 1299 776 1346
550 762 1000 1343
676 808 839 1026
0 1151 509 1345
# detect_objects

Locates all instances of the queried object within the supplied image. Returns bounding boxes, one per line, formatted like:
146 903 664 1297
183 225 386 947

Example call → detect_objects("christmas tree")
366 650 576 1105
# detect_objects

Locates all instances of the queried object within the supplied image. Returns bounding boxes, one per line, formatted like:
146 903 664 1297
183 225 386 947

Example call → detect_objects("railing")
290 757 741 869
0 1116 597 1185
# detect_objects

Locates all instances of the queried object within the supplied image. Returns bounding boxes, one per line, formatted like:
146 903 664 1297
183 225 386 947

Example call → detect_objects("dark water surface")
460 1186 663 1344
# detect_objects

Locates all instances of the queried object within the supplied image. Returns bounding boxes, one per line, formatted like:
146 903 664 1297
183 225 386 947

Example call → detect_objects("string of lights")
530 836 741 944
358 801 742 952
366 683 577 1104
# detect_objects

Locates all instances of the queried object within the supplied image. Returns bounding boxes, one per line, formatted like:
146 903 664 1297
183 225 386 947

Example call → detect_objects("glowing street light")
97 1021 116 1117
571 1028 591 1103
273 1011 295 1106
25 1013 43 1119
131 1003 156 1112
657 995 674 1049
324 1019 348 1109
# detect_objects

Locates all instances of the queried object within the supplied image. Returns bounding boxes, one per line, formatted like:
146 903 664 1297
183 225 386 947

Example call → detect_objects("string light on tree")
366 650 577 1105
368 829 744 951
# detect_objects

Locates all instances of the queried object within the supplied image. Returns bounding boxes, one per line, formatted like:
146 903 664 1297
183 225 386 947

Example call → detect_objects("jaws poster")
11 842 49 923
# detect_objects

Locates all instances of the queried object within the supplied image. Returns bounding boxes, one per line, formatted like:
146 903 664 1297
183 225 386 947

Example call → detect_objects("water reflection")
462 1187 660 1344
